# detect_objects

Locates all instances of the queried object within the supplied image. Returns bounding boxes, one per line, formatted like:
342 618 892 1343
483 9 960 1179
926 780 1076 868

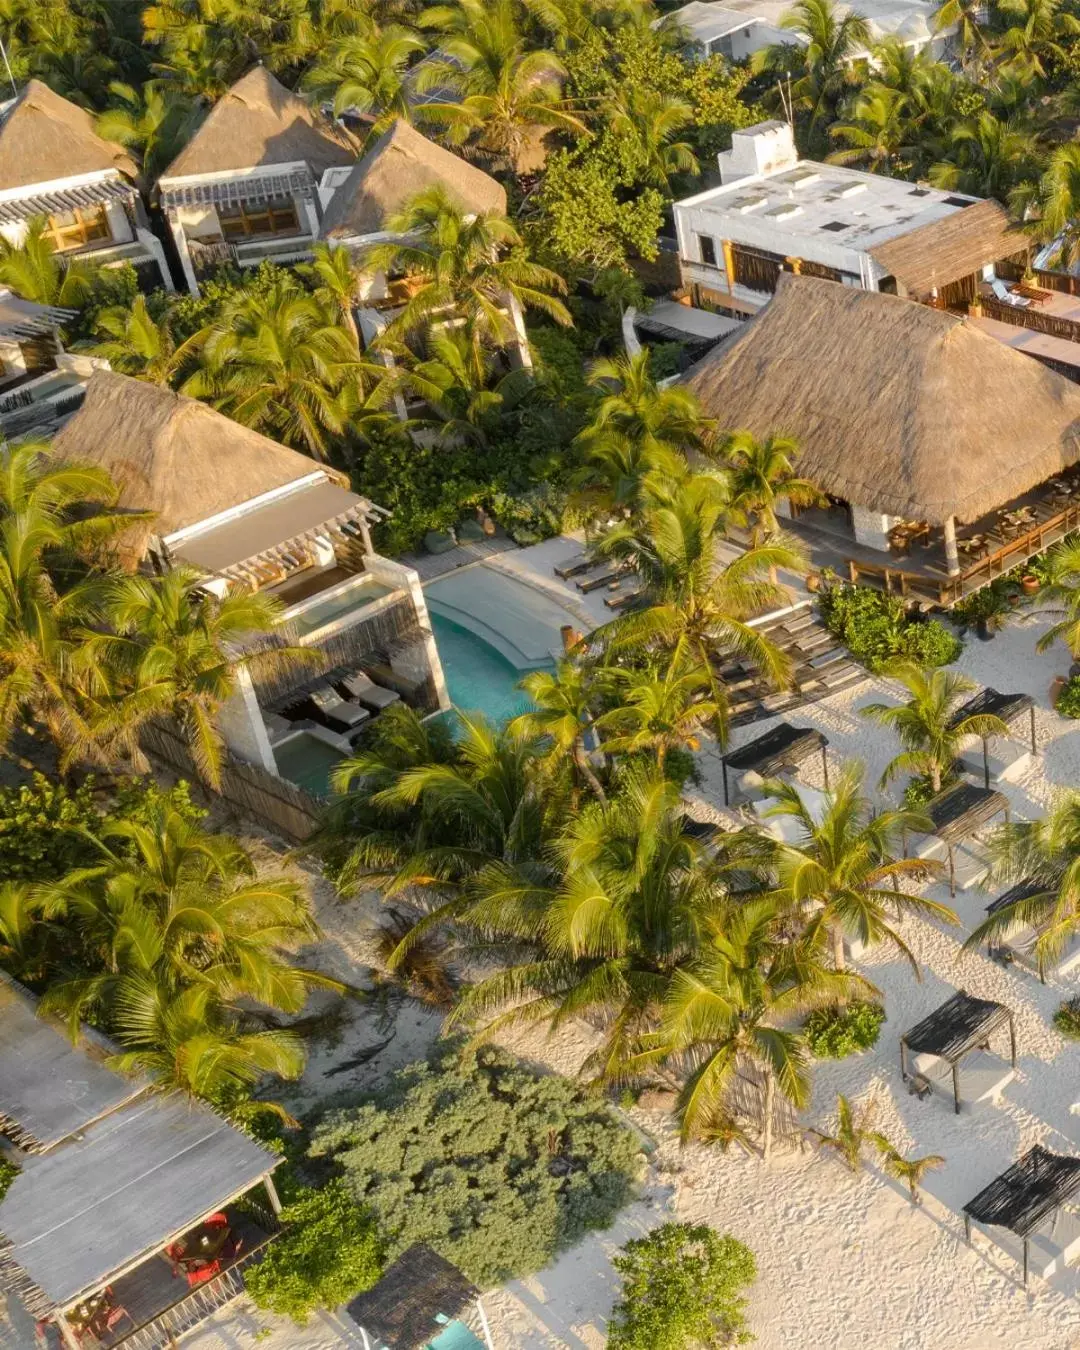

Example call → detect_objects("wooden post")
1023 1236 1029 1287
943 516 961 577
722 238 735 294
899 1038 908 1082
264 1174 283 1216
821 745 829 791
983 738 990 791
948 845 956 898
722 758 730 806
1008 1014 1017 1069
965 1213 972 1244
55 1315 81 1350
1031 705 1037 757
952 1059 962 1115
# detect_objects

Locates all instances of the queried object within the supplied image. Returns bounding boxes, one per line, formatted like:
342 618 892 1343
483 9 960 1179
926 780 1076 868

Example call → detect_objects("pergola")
899 990 1016 1114
720 721 829 806
963 1145 1080 1285
347 1244 494 1350
906 781 1010 896
949 688 1037 789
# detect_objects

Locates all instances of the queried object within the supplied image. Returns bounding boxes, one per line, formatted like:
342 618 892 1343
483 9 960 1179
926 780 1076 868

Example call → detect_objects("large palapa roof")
51 370 340 560
684 274 1080 525
321 119 507 238
161 66 357 180
0 80 136 189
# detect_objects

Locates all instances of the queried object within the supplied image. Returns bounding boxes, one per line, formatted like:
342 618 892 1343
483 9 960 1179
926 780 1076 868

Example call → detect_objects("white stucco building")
157 67 359 295
0 80 171 290
673 121 1027 315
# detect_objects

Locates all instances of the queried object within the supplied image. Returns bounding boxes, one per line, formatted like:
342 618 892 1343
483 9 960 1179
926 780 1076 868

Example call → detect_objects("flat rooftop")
676 163 980 255
667 0 939 46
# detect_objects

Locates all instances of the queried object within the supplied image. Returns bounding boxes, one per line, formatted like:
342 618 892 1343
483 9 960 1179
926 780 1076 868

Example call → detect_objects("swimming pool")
431 613 535 724
272 731 347 797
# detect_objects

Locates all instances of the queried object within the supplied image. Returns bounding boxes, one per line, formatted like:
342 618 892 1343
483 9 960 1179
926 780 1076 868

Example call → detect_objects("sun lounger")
309 684 371 733
604 589 642 611
577 567 625 593
364 661 422 702
991 279 1030 309
339 668 400 711
553 552 592 579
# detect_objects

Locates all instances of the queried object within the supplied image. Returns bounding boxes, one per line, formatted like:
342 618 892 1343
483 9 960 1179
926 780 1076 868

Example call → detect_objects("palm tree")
995 0 1079 79
721 430 823 545
928 113 1040 203
416 0 584 171
827 85 915 173
363 185 571 348
764 765 957 976
88 567 309 789
96 79 203 186
605 89 698 190
509 659 607 800
182 279 387 459
0 217 97 309
1033 146 1080 270
582 350 707 459
297 241 362 344
401 325 533 447
755 0 871 144
591 472 804 744
302 25 425 125
89 294 186 385
594 649 723 771
964 792 1080 979
632 896 866 1153
0 881 59 983
861 662 1009 794
1032 537 1080 656
812 1092 878 1171
933 0 992 70
875 1138 944 1203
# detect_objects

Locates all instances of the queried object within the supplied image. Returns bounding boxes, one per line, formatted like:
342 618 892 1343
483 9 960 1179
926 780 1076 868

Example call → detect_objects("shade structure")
963 1145 1080 1284
986 878 1046 919
347 1245 484 1350
720 721 829 805
900 990 1016 1114
948 688 1037 789
909 782 1010 896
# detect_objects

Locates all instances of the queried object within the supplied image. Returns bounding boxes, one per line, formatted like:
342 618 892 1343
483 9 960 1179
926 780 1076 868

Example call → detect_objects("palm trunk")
931 761 942 793
573 740 607 803
831 920 847 977
762 1067 776 1162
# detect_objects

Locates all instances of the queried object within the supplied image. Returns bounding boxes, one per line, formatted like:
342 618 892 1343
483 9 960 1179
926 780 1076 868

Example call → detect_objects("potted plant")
1022 573 1040 595
807 570 823 593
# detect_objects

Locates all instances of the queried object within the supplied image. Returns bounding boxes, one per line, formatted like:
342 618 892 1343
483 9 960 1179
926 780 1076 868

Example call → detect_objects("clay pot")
806 571 822 593
1051 675 1068 707
1022 574 1040 595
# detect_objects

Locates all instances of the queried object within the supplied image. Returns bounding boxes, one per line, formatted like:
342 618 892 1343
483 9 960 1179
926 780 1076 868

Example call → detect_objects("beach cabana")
950 689 1036 788
984 880 1080 980
905 781 1009 895
900 990 1016 1113
720 721 828 805
347 1245 495 1350
964 1146 1080 1285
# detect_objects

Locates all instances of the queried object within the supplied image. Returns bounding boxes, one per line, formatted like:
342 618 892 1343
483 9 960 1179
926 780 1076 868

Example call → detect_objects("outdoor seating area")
273 663 405 746
964 1146 1080 1285
904 782 1010 895
899 990 1017 1114
719 721 829 806
950 689 1037 787
553 551 639 605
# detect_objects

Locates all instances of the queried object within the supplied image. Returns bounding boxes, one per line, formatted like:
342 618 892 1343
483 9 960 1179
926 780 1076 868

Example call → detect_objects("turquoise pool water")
431 613 535 724
272 733 346 797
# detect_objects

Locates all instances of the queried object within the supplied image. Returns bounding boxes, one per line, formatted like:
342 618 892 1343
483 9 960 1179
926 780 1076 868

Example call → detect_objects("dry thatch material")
684 274 1080 524
321 119 506 239
160 66 357 182
51 370 342 562
0 80 136 190
868 199 1029 300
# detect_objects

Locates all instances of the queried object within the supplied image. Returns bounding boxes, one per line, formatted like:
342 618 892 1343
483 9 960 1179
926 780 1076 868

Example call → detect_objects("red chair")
185 1259 221 1288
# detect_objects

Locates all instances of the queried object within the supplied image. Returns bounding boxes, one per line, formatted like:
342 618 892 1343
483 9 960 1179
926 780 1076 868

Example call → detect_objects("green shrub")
1056 675 1080 719
245 1180 383 1324
0 1157 19 1203
902 772 958 808
1054 997 1080 1039
818 584 960 670
805 1002 885 1059
608 1222 756 1350
489 482 568 545
309 1043 641 1285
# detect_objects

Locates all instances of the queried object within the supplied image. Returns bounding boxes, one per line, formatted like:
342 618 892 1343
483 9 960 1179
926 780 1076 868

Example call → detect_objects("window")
820 220 851 232
44 205 111 252
218 196 300 241
698 234 717 267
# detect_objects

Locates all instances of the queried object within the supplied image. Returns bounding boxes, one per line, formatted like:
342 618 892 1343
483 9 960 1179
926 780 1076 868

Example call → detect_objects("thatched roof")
0 80 136 190
868 198 1029 300
684 274 1080 524
160 66 357 181
51 371 341 560
321 120 506 239
347 1245 479 1349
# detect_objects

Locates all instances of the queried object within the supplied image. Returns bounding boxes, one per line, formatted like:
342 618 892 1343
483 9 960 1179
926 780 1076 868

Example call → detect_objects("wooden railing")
1035 269 1080 297
981 294 1080 344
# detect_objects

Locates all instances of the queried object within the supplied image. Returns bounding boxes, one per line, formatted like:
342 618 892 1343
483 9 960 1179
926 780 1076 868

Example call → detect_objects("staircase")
720 602 866 727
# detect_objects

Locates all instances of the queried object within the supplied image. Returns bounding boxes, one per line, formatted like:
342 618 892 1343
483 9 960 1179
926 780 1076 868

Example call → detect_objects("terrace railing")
980 295 1080 344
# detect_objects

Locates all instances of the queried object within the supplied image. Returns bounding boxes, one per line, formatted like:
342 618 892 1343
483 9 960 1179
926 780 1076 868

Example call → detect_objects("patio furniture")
338 668 400 712
604 589 642 611
553 551 591 579
1013 284 1052 304
958 534 989 558
964 1146 1080 1285
348 1244 495 1350
983 880 1080 981
719 722 829 806
905 781 1010 896
899 990 1016 1114
309 684 371 734
949 688 1037 788
991 279 1031 308
364 661 423 703
577 566 627 594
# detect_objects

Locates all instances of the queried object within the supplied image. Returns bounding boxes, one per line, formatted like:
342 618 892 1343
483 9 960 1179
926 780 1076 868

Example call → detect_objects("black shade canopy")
963 1146 1080 1238
901 990 1013 1063
922 782 1009 845
948 689 1035 731
722 722 827 774
986 879 1046 916
347 1245 479 1350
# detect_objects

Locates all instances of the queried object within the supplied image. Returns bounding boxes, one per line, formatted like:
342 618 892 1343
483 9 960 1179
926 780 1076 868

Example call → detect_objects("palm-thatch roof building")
157 67 360 294
52 370 448 779
0 80 171 288
0 974 282 1349
685 274 1080 602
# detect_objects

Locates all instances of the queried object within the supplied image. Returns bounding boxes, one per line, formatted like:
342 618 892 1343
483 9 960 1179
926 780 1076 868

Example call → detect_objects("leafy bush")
608 1222 756 1350
950 581 1014 632
902 771 958 808
1054 997 1080 1039
818 584 960 670
1056 675 1080 719
309 1043 642 1284
245 1180 383 1324
805 1002 885 1059
0 1157 19 1203
489 483 568 545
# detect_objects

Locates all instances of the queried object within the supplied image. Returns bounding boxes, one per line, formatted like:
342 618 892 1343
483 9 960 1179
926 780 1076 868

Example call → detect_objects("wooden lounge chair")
553 551 592 579
577 567 625 593
309 684 371 733
1012 283 1052 304
604 589 642 611
991 279 1030 309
